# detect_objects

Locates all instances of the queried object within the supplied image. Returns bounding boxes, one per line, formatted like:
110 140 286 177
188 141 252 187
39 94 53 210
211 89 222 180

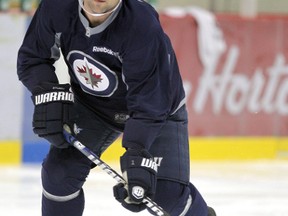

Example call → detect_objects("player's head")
78 0 122 17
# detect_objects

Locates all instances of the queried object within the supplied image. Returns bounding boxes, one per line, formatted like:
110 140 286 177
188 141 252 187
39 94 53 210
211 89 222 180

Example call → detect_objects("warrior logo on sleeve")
67 50 118 97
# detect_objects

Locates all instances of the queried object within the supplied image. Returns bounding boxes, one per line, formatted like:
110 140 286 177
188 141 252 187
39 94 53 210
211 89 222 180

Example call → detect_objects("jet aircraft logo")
77 57 103 89
67 51 118 97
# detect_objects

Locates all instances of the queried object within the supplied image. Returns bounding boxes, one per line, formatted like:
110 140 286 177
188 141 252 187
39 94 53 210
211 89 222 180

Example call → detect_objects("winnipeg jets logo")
67 51 118 97
77 58 103 89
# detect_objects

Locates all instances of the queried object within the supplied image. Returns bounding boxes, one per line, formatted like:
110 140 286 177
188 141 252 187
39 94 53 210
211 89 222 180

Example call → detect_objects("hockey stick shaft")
63 125 170 216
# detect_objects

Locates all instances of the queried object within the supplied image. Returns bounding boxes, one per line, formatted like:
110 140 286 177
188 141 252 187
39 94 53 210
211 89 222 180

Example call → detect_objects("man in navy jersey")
17 0 216 215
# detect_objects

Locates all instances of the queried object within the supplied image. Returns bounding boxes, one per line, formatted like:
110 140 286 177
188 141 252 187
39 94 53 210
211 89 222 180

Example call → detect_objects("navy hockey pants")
41 101 208 216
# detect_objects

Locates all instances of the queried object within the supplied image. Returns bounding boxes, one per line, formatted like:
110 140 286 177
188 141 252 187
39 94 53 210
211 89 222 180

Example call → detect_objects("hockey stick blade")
63 124 170 216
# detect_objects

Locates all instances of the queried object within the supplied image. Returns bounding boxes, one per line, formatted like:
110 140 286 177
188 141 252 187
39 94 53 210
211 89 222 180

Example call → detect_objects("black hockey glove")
113 149 157 212
31 83 74 148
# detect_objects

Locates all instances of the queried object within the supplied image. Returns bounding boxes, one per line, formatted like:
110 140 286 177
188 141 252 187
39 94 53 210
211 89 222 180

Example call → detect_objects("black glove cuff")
32 83 74 105
120 149 158 174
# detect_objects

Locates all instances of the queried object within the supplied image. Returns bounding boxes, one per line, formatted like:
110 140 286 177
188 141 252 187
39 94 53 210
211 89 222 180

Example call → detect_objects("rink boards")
1 137 287 164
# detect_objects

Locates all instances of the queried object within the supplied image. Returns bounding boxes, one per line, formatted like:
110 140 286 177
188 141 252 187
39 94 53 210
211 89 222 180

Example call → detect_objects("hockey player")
17 0 216 215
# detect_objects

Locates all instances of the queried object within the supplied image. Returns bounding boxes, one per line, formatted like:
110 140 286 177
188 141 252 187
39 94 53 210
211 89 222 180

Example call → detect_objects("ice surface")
0 161 287 216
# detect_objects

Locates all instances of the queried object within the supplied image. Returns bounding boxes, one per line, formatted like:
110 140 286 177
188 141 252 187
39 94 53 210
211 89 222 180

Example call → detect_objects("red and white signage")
160 12 288 136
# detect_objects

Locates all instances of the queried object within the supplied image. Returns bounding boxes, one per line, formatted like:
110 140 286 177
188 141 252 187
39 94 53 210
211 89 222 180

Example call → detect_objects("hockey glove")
32 83 74 148
113 149 157 212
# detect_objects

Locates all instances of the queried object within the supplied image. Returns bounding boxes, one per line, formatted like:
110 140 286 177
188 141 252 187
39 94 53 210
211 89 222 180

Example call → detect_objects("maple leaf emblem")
77 58 102 89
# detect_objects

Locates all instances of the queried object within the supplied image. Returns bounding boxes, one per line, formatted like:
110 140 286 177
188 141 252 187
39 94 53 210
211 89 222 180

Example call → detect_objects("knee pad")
42 189 85 216
180 183 208 216
41 166 84 202
149 180 190 216
150 181 208 216
41 149 90 202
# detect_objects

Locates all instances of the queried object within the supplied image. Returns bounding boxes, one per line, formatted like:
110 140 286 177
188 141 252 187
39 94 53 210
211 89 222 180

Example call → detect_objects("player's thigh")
149 105 190 184
42 100 122 194
69 100 122 156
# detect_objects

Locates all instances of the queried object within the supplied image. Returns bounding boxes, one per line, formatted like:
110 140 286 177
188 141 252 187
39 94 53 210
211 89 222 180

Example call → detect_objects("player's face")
83 0 120 15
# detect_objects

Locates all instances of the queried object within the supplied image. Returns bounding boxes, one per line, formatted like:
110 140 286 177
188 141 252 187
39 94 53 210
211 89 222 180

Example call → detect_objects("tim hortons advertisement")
160 10 288 136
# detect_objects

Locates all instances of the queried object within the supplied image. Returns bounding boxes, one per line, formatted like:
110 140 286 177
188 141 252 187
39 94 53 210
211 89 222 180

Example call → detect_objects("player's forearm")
17 58 58 93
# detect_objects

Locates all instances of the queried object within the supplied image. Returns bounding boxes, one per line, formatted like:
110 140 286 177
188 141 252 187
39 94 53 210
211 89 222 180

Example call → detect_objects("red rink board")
160 14 288 136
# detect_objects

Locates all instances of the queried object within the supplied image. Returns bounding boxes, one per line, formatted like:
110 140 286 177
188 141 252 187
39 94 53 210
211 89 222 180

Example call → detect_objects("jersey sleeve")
17 0 61 92
121 26 178 150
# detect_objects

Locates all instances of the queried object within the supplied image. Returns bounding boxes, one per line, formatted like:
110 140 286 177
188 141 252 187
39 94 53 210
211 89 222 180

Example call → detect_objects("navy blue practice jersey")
17 0 186 149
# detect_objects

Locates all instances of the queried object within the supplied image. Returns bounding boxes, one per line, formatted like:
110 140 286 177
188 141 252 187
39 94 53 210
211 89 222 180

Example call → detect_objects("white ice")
0 161 288 216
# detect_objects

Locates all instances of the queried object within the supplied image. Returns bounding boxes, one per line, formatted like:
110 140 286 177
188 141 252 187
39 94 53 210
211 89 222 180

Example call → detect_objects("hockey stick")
63 124 170 216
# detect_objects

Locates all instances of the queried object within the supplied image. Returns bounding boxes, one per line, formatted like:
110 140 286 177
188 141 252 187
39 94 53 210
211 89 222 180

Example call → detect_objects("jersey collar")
78 1 122 37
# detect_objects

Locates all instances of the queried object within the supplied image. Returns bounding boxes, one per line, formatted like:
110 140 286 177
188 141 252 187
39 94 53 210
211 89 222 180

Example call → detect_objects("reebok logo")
92 46 122 62
35 92 74 105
